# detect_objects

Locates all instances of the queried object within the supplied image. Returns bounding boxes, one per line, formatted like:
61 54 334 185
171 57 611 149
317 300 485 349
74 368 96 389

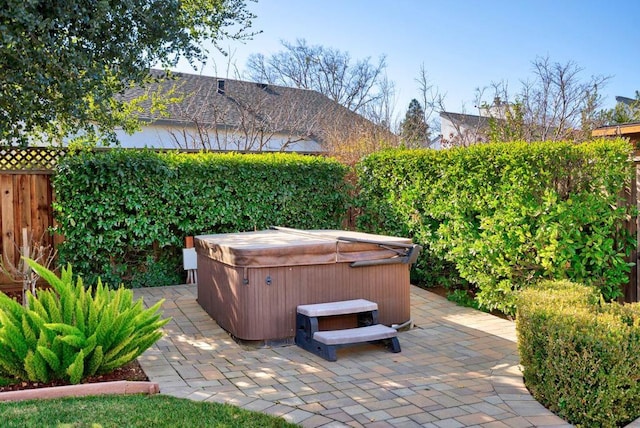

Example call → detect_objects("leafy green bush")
517 281 640 427
356 139 635 315
446 288 480 310
355 147 468 290
53 150 350 286
0 259 170 385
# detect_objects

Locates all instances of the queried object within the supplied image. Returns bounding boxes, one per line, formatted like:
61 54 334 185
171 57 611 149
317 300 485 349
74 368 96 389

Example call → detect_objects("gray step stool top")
297 299 378 317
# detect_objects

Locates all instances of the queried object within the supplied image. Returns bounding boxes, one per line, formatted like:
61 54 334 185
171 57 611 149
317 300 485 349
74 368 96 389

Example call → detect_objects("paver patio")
134 284 573 427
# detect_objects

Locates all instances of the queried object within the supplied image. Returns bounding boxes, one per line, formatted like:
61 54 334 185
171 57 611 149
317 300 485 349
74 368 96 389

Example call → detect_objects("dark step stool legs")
295 313 338 361
295 305 400 361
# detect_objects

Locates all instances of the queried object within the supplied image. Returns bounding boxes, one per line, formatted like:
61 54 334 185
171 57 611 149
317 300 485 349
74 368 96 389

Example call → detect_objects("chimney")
217 79 225 95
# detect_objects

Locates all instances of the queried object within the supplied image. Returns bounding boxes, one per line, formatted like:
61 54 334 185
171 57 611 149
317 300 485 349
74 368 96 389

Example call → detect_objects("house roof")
122 70 378 144
440 111 492 129
615 96 637 106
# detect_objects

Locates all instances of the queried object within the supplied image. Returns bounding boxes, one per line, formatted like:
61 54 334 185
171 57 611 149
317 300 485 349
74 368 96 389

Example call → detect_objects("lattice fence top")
0 147 67 172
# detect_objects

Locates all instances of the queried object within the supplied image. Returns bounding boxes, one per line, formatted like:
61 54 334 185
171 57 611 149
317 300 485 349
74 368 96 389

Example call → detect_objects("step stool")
295 299 401 361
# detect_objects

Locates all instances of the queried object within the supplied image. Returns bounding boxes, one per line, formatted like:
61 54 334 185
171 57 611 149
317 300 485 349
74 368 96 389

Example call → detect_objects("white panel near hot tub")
183 248 198 284
183 248 197 270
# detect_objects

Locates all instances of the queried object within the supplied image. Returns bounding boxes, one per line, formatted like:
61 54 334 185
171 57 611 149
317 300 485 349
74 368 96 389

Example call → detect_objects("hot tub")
195 228 420 343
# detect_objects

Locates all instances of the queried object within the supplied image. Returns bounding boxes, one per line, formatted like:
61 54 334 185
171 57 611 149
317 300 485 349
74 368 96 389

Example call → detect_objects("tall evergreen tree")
400 99 429 148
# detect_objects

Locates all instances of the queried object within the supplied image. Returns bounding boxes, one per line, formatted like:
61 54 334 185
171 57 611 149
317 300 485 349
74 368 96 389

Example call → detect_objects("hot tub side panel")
198 255 290 341
198 258 411 341
284 263 411 332
243 266 289 341
197 254 238 335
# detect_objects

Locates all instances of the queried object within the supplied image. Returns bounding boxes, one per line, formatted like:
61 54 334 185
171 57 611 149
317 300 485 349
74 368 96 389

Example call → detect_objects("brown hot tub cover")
194 229 414 267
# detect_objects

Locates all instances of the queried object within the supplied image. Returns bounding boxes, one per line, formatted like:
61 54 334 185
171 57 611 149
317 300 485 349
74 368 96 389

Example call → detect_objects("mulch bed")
0 360 149 393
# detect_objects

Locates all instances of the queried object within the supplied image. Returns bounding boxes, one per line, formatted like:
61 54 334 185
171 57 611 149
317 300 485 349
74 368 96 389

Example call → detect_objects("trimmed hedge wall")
53 150 350 287
517 281 640 427
356 139 635 315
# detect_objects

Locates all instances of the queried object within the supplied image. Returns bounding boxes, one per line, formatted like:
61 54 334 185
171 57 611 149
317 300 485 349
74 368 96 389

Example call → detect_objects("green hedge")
53 150 350 287
517 281 640 427
356 139 635 315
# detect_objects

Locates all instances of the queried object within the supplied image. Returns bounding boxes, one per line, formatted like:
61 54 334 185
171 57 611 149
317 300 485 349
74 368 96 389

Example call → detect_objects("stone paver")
133 284 583 427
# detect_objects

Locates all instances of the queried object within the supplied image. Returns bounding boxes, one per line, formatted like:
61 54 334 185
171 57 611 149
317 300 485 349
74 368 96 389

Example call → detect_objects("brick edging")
0 381 160 402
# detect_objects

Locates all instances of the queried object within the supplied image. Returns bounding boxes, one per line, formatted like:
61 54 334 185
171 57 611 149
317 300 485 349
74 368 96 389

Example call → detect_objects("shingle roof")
615 96 636 106
440 111 491 129
122 70 375 144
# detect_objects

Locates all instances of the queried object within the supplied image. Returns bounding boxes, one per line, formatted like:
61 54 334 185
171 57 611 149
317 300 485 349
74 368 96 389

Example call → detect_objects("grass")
0 394 298 428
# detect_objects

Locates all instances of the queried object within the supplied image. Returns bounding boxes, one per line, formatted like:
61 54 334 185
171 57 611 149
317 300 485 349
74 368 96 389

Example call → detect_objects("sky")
172 0 640 126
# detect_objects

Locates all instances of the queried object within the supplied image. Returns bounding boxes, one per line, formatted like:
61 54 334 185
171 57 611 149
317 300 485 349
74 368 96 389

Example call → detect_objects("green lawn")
0 394 298 427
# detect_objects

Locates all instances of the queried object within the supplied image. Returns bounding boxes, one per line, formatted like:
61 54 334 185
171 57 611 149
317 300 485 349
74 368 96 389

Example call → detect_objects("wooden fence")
0 147 639 301
0 148 65 290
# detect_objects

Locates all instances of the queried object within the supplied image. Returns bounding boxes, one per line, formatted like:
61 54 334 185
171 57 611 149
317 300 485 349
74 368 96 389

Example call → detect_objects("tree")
246 39 391 124
0 0 257 146
400 99 429 148
600 92 640 125
520 56 609 141
359 75 397 130
440 56 610 146
415 63 441 136
486 101 526 143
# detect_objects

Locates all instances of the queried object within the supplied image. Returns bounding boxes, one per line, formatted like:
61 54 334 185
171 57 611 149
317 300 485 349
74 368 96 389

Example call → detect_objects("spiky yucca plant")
0 259 170 384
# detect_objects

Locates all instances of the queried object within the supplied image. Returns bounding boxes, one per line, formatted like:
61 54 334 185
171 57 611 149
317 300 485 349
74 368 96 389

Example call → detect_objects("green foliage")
53 150 350 286
400 99 429 148
446 289 480 310
0 1 256 145
517 281 640 427
355 147 466 290
0 259 170 385
486 102 526 143
601 91 640 125
356 139 635 315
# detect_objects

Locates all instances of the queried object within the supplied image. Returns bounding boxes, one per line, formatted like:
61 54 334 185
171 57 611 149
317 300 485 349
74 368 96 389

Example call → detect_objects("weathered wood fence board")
0 173 55 288
0 147 64 290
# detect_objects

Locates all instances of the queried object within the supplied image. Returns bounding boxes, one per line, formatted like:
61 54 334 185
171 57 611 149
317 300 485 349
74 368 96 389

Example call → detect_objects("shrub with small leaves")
0 259 170 385
517 281 640 427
